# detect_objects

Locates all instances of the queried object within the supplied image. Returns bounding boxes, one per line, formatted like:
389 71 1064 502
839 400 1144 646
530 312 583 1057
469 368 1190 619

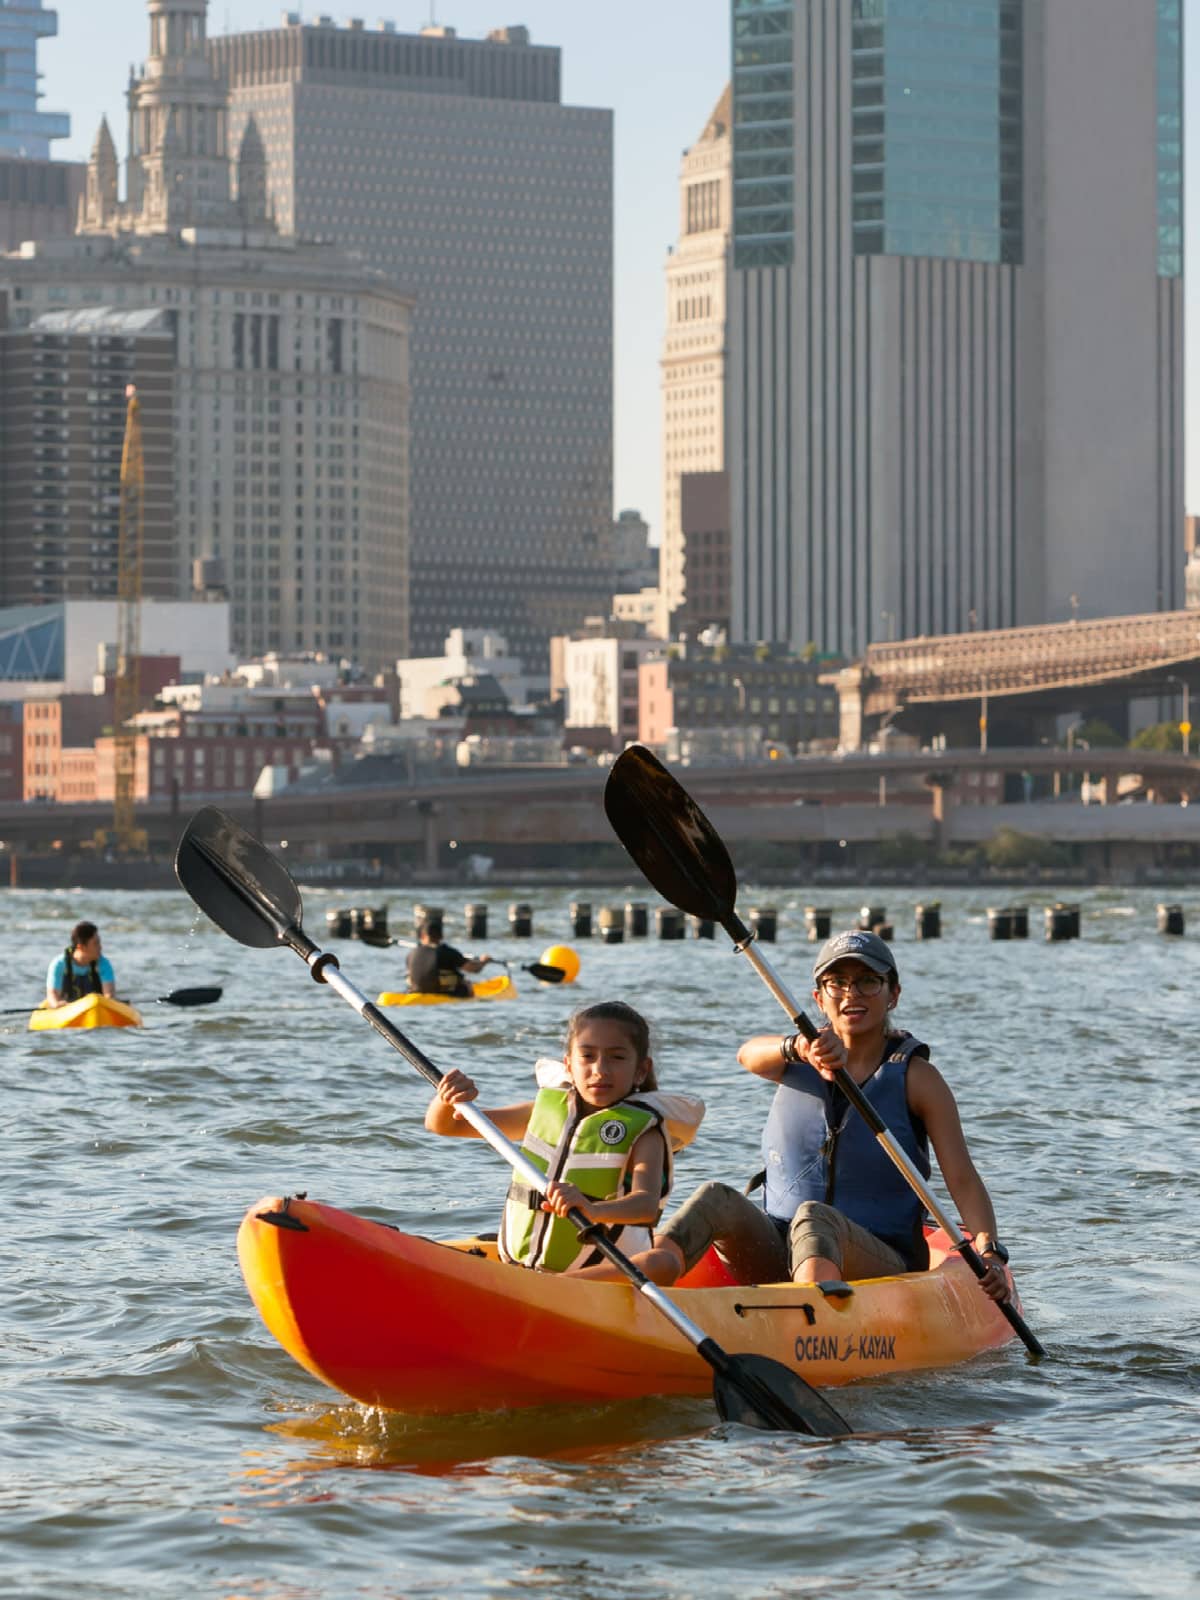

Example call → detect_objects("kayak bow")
28 995 143 1031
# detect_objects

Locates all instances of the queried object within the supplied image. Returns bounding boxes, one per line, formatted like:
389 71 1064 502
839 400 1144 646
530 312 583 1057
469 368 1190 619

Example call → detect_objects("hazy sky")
42 0 1200 533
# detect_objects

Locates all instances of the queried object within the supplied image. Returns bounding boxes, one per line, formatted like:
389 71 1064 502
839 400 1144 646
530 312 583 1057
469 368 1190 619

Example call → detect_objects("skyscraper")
0 1 84 250
209 18 614 668
0 0 412 671
0 307 177 606
730 0 1183 654
660 86 732 637
0 0 68 159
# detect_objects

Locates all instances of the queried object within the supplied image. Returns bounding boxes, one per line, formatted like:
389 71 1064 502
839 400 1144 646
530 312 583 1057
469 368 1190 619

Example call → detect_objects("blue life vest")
760 1031 932 1271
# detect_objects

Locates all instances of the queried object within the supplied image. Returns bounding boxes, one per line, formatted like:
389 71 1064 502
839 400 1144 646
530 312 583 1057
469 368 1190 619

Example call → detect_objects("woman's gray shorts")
658 1182 908 1283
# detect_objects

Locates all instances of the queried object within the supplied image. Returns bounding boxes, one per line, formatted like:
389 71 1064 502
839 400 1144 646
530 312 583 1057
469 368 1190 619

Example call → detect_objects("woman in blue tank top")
635 930 1012 1300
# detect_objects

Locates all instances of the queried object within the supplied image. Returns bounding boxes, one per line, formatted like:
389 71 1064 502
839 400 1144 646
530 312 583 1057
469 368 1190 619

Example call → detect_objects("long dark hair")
565 1001 658 1089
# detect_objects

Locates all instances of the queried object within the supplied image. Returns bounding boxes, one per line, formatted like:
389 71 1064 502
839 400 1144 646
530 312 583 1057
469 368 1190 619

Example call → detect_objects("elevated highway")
2 747 1198 867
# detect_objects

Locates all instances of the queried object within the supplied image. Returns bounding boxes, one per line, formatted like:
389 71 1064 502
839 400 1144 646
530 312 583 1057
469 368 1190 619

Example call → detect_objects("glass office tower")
1157 0 1183 278
730 0 1183 652
0 0 68 159
850 0 1023 265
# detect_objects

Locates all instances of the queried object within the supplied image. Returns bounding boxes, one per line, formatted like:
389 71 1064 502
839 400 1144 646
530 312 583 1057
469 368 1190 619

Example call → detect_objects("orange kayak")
238 1195 1019 1416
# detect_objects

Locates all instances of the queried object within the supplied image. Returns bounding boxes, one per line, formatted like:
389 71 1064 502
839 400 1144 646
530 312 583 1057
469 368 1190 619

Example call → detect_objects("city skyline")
45 0 729 545
30 0 1200 540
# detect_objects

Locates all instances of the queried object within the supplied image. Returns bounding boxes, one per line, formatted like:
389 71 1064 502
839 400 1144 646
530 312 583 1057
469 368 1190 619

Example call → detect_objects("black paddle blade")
604 747 738 924
712 1353 852 1438
175 807 303 948
523 961 567 984
158 986 223 1007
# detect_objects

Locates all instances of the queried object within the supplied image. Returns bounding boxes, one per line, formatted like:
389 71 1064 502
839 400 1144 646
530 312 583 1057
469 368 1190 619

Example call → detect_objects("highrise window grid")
1157 0 1182 277
850 0 1023 265
732 0 795 269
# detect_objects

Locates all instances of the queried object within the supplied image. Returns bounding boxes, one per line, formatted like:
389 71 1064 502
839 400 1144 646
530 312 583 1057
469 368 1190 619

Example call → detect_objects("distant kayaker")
637 931 1012 1301
425 1000 704 1277
45 921 116 1009
406 917 493 998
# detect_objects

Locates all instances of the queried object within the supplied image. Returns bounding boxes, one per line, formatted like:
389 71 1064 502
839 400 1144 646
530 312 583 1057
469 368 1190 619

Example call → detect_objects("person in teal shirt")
46 922 116 1008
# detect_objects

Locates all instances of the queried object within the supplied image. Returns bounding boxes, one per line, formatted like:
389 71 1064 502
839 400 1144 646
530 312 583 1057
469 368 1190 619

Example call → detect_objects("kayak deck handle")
256 1207 310 1233
735 1301 817 1325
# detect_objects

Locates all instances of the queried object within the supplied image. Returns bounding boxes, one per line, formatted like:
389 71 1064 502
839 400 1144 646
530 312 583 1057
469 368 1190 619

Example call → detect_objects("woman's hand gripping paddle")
603 746 1045 1361
174 805 852 1438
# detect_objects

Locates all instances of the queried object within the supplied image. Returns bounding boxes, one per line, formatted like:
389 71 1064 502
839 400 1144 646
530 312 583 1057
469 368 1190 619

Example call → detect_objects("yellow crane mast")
112 384 147 855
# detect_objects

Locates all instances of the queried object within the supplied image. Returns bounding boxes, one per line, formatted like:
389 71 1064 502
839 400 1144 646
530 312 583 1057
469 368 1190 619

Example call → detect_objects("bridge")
2 748 1198 878
834 610 1200 746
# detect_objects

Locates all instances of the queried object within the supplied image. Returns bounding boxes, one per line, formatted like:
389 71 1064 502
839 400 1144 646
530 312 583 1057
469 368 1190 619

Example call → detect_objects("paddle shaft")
726 915 1045 1358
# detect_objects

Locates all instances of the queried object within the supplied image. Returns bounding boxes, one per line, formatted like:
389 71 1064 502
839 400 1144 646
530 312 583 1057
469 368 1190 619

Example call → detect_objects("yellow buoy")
539 944 581 984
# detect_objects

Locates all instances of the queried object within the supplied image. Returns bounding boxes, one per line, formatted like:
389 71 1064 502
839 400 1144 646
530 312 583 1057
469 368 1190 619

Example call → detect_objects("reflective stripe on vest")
499 1086 665 1273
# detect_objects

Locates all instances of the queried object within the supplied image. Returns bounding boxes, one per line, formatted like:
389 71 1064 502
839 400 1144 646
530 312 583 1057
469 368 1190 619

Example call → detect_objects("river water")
3 879 1198 1599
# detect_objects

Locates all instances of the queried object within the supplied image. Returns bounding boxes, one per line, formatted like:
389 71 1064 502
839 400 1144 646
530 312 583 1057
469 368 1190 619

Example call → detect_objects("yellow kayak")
28 994 144 1031
376 973 517 1007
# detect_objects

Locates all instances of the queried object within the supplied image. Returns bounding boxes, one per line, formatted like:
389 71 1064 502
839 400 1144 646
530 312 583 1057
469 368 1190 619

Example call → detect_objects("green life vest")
499 1086 667 1273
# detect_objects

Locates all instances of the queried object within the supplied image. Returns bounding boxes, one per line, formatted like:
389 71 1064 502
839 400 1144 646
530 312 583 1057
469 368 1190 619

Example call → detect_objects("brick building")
638 643 840 753
94 725 317 803
94 686 347 802
23 691 111 800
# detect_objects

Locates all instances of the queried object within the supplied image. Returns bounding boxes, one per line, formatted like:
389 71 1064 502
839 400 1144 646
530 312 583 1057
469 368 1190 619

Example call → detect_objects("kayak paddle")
498 959 568 985
174 804 852 1438
6 985 223 1017
156 986 224 1007
603 745 1046 1361
378 937 568 984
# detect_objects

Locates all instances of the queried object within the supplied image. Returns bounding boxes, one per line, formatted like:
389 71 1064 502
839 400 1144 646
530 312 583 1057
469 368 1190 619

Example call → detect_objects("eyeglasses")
818 972 886 998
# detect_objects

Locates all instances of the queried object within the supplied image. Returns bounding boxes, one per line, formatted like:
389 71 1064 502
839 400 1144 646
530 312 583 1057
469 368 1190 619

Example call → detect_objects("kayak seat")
815 1279 855 1299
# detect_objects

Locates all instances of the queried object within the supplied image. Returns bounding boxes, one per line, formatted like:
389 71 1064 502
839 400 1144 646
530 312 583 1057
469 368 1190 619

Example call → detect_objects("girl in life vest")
425 1001 704 1277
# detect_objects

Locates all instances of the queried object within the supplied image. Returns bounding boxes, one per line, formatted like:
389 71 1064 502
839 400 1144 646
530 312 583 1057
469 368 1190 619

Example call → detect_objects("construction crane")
110 384 148 855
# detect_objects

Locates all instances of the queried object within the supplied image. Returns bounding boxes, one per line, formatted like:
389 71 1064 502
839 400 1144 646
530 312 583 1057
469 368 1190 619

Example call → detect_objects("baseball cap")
812 929 896 983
